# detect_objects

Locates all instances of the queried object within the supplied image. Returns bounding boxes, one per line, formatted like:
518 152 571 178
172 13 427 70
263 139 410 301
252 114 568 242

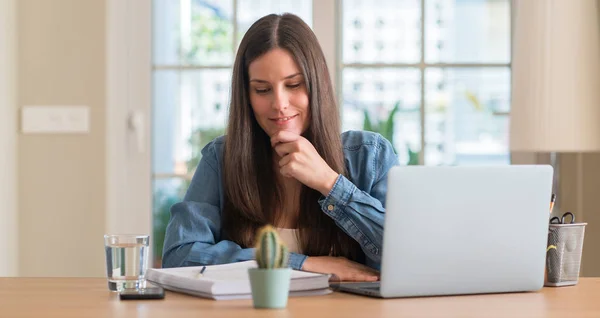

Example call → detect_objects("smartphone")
119 287 165 300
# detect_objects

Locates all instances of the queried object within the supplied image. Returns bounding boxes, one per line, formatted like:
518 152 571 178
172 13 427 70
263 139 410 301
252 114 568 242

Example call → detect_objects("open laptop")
338 165 553 298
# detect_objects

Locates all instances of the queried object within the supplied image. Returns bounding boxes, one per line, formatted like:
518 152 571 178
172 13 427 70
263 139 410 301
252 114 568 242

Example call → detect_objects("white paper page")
151 260 325 282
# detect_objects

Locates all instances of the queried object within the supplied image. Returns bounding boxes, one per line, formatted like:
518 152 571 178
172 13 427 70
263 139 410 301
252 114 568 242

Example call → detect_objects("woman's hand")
301 256 380 282
271 131 339 196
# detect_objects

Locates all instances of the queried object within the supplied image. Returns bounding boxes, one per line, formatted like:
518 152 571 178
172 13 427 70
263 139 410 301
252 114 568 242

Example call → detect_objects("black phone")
119 287 165 300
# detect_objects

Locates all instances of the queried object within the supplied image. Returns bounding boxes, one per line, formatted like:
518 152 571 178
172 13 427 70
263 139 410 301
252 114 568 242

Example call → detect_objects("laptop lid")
380 165 553 298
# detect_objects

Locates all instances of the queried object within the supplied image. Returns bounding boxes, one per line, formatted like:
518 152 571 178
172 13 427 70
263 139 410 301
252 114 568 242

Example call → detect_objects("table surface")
1 278 600 318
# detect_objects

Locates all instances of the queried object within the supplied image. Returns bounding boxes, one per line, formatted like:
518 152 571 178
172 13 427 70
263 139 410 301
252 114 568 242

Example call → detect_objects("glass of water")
104 234 149 292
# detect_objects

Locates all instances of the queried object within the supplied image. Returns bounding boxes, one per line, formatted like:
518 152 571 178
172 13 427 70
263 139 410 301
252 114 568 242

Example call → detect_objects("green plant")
363 102 399 148
406 147 419 166
362 102 419 165
186 127 226 176
152 187 181 267
182 8 232 63
152 127 225 267
464 89 484 111
254 225 289 269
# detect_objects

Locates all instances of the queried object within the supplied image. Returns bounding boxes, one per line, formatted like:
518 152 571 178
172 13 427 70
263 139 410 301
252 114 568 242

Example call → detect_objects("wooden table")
1 278 600 317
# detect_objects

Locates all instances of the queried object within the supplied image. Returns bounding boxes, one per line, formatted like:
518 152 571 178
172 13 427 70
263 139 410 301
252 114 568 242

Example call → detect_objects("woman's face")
248 48 310 137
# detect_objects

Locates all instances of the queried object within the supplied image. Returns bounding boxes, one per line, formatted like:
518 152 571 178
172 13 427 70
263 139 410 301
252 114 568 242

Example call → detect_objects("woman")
162 13 398 282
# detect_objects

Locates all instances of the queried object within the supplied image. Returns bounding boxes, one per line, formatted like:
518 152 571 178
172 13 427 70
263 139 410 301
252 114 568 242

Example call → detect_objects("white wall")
0 0 18 277
18 0 106 277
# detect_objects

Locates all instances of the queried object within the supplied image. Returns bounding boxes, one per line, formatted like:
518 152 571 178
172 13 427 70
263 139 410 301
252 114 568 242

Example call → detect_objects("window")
151 0 511 266
340 0 511 166
152 0 312 267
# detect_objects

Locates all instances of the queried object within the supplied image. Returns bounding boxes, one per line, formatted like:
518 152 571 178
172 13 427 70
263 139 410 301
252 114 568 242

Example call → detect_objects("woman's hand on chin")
271 130 339 196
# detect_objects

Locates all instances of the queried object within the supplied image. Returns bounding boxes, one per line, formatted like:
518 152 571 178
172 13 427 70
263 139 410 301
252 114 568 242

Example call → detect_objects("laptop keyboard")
357 282 381 291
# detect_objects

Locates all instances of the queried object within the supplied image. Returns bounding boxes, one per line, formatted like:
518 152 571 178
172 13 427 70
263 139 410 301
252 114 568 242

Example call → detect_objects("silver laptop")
338 165 553 298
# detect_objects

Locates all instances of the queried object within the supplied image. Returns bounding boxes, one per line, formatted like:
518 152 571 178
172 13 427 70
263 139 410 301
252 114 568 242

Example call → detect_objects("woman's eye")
287 83 302 89
255 88 270 94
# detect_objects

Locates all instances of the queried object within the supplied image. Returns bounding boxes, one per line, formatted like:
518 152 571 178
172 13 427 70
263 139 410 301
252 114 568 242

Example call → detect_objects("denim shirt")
162 130 399 270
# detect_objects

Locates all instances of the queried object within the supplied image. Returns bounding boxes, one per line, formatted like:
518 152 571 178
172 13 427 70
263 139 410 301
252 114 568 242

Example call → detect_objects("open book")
146 261 331 300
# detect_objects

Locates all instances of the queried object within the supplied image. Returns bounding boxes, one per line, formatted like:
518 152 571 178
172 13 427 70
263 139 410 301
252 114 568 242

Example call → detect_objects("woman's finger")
278 154 292 167
347 271 378 282
273 142 295 157
270 130 299 147
280 161 298 178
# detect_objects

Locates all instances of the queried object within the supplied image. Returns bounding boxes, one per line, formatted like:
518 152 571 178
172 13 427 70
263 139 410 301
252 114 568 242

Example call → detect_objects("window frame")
336 0 512 165
152 0 514 179
106 0 153 255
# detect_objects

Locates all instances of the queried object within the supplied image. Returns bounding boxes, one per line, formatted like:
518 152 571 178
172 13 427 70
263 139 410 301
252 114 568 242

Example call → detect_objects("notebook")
146 261 331 300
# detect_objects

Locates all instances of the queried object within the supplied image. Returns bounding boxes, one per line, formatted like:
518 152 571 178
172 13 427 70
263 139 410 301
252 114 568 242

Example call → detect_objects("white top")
276 228 302 254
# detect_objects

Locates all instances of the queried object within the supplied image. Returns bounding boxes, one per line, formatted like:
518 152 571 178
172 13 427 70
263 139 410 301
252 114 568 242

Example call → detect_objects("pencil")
550 194 556 214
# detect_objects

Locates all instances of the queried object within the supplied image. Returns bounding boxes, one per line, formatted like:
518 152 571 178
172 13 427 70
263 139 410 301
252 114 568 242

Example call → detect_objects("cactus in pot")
255 225 289 269
248 225 292 309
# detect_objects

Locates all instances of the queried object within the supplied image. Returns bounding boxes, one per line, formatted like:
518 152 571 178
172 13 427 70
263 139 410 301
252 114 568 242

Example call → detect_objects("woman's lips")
270 114 298 126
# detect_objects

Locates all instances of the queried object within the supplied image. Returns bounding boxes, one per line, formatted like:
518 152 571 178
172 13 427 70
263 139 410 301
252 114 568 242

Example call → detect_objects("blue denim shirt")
162 130 399 270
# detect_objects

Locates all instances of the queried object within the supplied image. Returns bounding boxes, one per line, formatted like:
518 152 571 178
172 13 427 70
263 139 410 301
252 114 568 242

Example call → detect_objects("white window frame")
105 0 152 245
0 0 18 277
312 1 338 83
337 0 512 165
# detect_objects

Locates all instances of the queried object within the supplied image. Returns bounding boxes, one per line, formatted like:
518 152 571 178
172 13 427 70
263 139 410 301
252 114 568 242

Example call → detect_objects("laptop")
338 165 554 298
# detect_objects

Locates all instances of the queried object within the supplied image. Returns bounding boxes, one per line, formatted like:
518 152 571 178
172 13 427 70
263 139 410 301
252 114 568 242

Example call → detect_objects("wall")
559 154 600 277
17 0 106 277
8 0 600 278
0 0 19 277
556 0 600 278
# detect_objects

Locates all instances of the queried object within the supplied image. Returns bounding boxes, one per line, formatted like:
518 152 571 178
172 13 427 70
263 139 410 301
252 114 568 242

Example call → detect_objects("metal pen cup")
545 214 587 287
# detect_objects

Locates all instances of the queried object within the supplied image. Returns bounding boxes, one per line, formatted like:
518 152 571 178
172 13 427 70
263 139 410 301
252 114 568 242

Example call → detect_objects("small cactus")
254 225 289 269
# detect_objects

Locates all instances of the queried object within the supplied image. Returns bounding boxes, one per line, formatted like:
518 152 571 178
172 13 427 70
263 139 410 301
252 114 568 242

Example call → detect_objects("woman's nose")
272 88 289 110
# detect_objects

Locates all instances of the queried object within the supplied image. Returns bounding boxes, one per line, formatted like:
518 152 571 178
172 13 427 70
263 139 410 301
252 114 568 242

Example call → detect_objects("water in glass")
104 235 149 291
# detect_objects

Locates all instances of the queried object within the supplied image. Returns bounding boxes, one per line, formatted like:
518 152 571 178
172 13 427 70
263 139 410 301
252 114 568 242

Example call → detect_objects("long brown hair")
222 13 363 261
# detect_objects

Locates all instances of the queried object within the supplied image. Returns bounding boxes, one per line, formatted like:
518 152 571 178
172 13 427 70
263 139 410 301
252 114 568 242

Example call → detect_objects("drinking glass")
104 234 150 292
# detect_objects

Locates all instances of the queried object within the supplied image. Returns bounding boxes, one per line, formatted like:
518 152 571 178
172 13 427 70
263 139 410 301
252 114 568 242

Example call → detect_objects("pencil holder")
545 222 587 287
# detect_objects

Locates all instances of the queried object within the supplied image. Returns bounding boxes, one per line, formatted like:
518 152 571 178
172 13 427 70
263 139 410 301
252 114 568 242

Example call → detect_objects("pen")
196 266 206 278
550 194 556 214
